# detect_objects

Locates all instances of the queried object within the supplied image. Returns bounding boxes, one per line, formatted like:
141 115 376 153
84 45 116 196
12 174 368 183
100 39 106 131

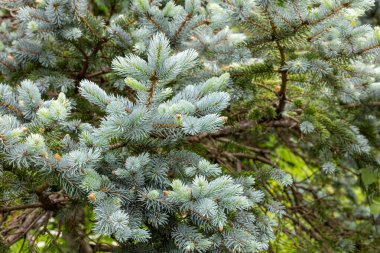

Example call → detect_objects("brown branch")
186 118 298 144
0 204 43 213
342 101 380 108
310 3 349 25
86 67 111 78
90 242 120 252
190 19 210 30
256 82 278 93
246 16 272 33
70 41 88 58
29 14 51 23
146 75 158 108
109 142 127 150
75 37 108 93
72 0 81 17
146 14 165 33
217 137 270 154
357 43 380 55
248 3 350 48
0 58 16 71
124 17 137 28
307 27 332 42
172 13 193 45
291 2 304 23
1 183 67 214
105 0 116 26
153 123 181 129
192 33 206 48
0 101 23 117
3 209 44 245
80 16 101 40
275 40 288 117
233 152 275 166
265 119 297 128
186 120 254 142
264 11 288 117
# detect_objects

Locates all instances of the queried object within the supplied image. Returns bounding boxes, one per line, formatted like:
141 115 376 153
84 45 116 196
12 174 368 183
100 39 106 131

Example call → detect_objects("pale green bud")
185 242 195 252
124 77 147 91
322 0 333 10
162 87 173 96
374 26 380 42
26 133 46 153
37 107 52 123
135 0 150 12
57 93 70 108
158 104 170 114
175 114 183 125
162 1 177 17
147 190 160 200
171 179 184 192
27 21 39 31
169 100 195 114
7 128 25 140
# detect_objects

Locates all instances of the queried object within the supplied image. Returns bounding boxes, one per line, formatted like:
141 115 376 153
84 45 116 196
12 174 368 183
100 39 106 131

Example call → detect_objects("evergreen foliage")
1 0 380 252
227 0 380 198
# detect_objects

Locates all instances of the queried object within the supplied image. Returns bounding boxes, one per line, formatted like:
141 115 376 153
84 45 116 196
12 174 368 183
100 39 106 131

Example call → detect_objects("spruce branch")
0 58 16 71
79 16 102 40
1 0 379 251
307 27 332 42
146 74 158 108
275 43 288 117
192 33 206 48
267 13 288 117
190 19 210 30
232 152 275 167
75 37 108 93
310 2 350 25
86 67 112 78
0 100 23 117
357 43 380 55
172 13 193 45
342 101 380 108
0 203 44 213
146 14 165 33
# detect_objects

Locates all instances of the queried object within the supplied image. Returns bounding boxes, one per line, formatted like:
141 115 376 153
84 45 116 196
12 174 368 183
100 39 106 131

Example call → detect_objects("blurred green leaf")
370 196 380 214
361 168 380 187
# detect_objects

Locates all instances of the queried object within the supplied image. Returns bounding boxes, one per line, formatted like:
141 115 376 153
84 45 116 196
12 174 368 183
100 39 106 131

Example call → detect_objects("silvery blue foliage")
226 0 380 181
267 201 286 217
270 168 293 187
322 162 337 174
0 30 275 252
2 0 380 251
300 121 315 134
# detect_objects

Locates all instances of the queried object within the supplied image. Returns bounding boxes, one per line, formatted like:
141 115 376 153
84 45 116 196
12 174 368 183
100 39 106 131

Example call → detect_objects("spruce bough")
0 28 272 253
1 0 380 252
